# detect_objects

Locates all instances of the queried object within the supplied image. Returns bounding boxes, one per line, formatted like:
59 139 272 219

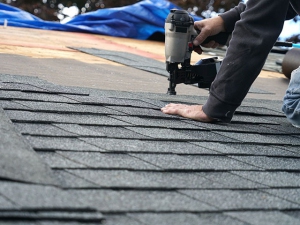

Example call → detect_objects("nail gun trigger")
188 42 193 51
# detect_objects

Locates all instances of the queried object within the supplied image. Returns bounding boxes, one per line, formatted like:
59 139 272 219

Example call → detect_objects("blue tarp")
0 0 202 40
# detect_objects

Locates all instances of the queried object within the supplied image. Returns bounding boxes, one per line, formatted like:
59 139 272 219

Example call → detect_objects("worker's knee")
282 67 300 128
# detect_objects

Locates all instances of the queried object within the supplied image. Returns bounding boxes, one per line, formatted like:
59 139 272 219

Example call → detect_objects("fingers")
193 20 214 46
161 103 187 114
193 16 226 48
201 40 220 49
161 104 215 123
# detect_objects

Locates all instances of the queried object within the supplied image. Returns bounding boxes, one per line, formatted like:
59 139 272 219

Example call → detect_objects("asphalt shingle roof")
0 73 300 225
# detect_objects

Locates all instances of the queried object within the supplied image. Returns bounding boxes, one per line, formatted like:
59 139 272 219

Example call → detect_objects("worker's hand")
193 16 226 54
161 103 215 123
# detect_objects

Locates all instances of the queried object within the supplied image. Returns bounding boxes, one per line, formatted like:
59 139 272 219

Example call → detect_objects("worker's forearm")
219 3 246 32
203 0 291 122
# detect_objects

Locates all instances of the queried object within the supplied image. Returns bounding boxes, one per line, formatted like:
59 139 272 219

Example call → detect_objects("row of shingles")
105 108 298 224
0 80 266 225
64 87 297 224
0 77 222 223
52 48 298 223
1 77 298 223
61 89 300 194
0 77 107 224
127 92 300 224
0 77 160 224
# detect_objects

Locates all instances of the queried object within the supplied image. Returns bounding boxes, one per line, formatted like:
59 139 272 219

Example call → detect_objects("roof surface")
0 27 299 225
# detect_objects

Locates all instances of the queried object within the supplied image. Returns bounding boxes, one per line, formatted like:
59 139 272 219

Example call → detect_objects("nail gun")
165 9 230 95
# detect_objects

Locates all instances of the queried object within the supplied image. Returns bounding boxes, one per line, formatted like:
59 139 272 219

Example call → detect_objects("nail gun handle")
201 32 231 46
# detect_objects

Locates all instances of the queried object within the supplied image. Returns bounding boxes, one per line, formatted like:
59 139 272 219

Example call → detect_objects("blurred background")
0 0 240 21
0 0 299 42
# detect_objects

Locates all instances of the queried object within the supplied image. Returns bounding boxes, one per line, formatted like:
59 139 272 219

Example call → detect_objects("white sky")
242 0 299 41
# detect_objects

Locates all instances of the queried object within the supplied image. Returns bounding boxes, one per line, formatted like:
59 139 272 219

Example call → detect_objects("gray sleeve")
202 0 291 122
219 3 246 32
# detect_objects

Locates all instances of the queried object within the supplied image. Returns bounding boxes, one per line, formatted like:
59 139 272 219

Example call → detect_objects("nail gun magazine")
165 9 230 95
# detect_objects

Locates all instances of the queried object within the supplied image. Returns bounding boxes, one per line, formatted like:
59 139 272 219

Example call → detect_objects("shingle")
73 189 216 212
231 115 279 124
130 154 260 170
0 194 18 209
0 82 47 92
68 104 125 115
14 123 75 136
125 127 196 140
263 116 293 126
14 100 125 115
231 171 300 187
72 48 170 78
191 142 239 154
34 84 90 96
57 151 159 170
81 126 149 139
180 189 299 210
15 101 82 112
5 110 130 125
0 77 89 96
214 131 288 144
192 142 299 157
241 98 282 109
81 138 217 154
176 130 240 142
128 213 207 225
106 106 173 118
24 136 102 151
197 172 267 189
195 213 252 225
53 124 106 137
263 188 300 205
63 94 157 108
37 151 87 168
53 170 98 188
0 100 31 110
129 213 251 225
234 124 288 135
283 211 300 220
83 88 141 99
0 74 49 85
0 108 58 185
0 90 77 103
80 137 145 152
227 144 299 157
262 124 300 135
111 115 203 129
104 214 144 225
0 182 69 209
66 169 217 189
230 156 300 170
137 98 166 108
236 106 285 116
278 146 300 155
225 211 300 225
185 121 265 133
0 181 100 210
261 134 300 145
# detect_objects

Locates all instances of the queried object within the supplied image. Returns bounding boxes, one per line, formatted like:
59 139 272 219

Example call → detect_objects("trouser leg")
282 66 300 127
